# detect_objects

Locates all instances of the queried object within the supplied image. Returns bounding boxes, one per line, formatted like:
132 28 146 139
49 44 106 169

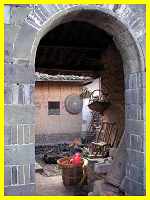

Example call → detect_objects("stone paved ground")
35 172 88 196
35 173 74 196
35 155 89 196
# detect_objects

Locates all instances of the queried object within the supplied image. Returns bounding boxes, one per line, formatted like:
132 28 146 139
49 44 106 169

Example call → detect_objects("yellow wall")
34 82 82 136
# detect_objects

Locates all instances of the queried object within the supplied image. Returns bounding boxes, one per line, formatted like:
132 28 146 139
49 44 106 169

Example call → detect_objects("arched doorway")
5 4 145 196
34 20 125 195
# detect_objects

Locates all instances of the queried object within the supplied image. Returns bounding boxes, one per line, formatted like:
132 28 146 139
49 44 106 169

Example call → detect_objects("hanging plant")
88 77 111 114
80 87 92 99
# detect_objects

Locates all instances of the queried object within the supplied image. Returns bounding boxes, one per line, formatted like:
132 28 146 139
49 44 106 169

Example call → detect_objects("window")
48 101 60 115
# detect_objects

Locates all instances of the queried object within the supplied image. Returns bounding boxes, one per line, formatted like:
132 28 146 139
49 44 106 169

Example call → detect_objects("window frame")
48 101 60 115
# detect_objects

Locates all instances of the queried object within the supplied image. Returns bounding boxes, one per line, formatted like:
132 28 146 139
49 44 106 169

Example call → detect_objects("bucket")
57 157 84 186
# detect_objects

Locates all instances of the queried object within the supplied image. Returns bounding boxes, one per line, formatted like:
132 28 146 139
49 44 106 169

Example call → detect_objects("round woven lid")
65 95 83 114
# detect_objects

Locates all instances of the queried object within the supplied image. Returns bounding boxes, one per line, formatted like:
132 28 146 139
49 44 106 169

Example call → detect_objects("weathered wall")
101 44 125 141
84 43 124 142
34 82 82 144
4 4 145 196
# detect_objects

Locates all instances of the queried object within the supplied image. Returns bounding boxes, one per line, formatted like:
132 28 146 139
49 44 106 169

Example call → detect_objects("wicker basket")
57 157 84 186
88 101 111 114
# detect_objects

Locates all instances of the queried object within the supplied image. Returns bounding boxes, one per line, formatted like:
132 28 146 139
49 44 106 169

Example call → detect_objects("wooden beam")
35 67 102 78
38 45 103 51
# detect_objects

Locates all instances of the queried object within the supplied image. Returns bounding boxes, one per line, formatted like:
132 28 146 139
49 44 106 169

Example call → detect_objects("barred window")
48 101 60 115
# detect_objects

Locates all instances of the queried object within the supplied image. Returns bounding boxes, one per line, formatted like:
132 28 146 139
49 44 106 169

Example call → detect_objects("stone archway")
5 4 145 196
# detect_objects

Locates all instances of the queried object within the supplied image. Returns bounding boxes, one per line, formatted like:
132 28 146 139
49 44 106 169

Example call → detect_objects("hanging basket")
88 101 111 114
88 90 111 114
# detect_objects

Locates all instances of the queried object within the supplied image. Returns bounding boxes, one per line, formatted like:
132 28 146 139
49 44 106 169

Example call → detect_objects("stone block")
24 164 30 184
18 125 24 144
13 22 38 59
119 6 145 38
23 84 33 104
129 5 146 13
5 126 12 145
137 88 145 105
124 133 130 148
143 103 146 121
30 125 35 143
18 84 24 104
4 6 11 24
137 34 146 58
137 104 144 120
10 5 33 8
12 84 19 104
4 24 20 46
137 71 146 88
42 4 62 15
125 119 144 135
24 125 30 144
5 63 35 84
94 162 112 174
4 24 20 63
5 83 34 105
12 166 17 185
5 85 12 104
5 105 35 125
128 73 137 89
5 183 35 196
30 164 35 183
123 44 138 61
18 165 24 184
126 104 143 120
5 144 35 165
105 133 127 187
114 30 134 47
120 177 145 195
5 64 15 83
125 89 137 105
126 163 144 184
126 105 138 120
33 5 49 23
127 149 144 168
5 166 11 186
4 45 13 63
123 58 140 74
93 179 120 196
29 84 34 105
130 16 145 39
11 126 18 144
11 7 32 25
125 75 129 89
130 134 144 152
36 5 51 18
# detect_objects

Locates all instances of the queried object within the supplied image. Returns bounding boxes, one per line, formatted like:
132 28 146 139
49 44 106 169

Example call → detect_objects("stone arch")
13 4 145 73
11 4 145 195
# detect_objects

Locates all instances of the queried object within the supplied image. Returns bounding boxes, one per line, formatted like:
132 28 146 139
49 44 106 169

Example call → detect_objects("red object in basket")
71 153 81 166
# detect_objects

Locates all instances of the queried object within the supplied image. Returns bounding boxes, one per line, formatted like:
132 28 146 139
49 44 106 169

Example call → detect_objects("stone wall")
4 5 35 195
120 71 145 195
4 4 145 196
